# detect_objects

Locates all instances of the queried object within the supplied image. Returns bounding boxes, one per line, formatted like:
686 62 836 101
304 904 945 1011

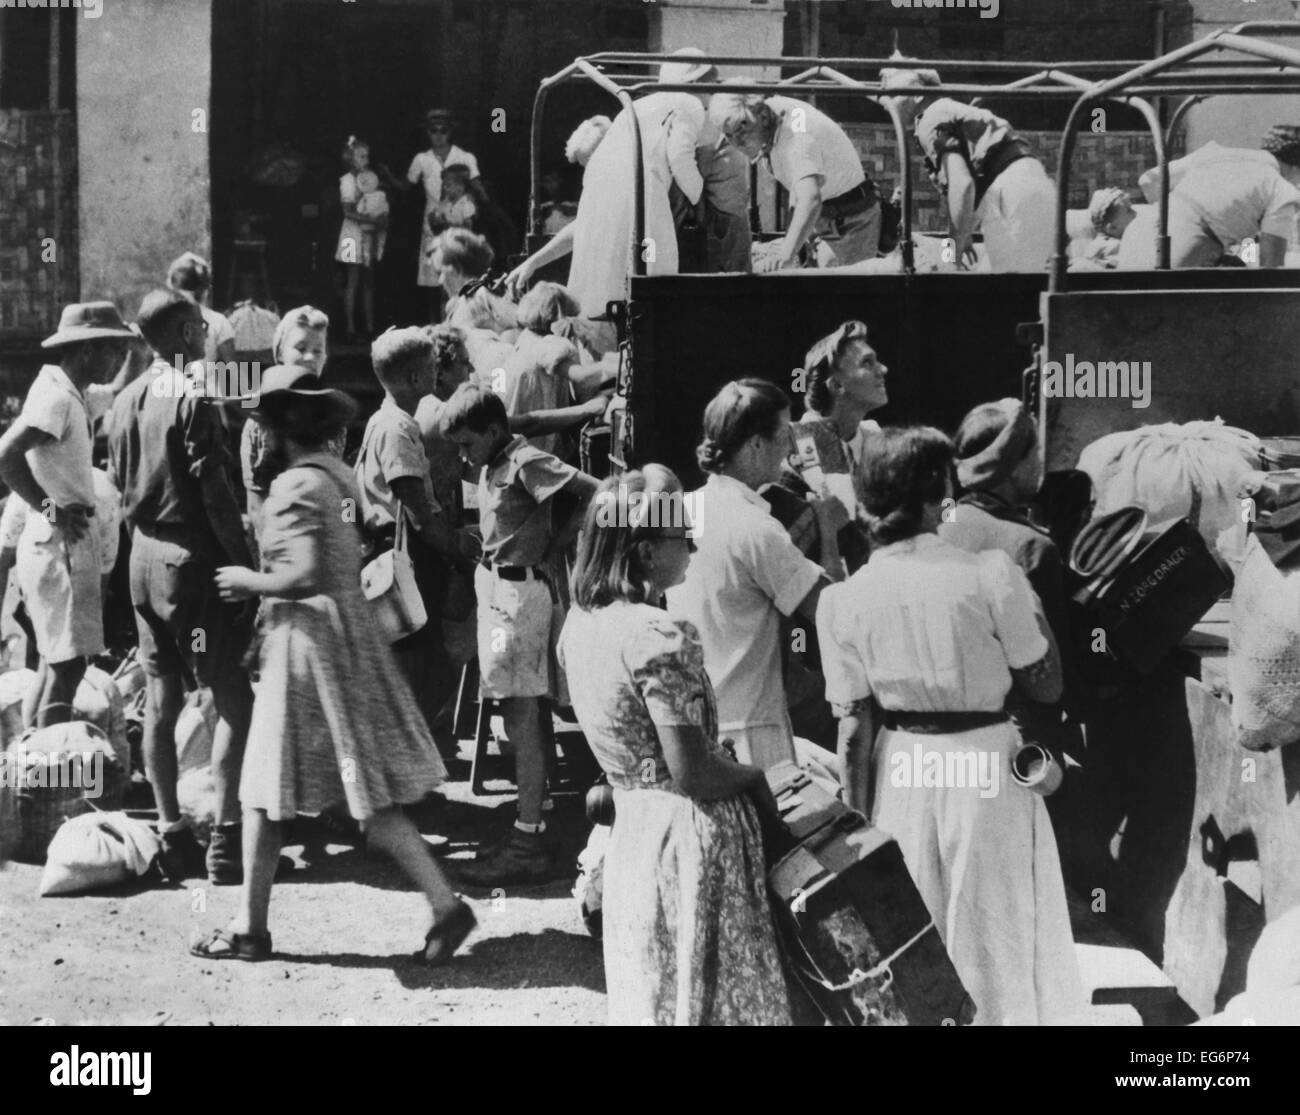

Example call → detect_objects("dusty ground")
0 749 608 1027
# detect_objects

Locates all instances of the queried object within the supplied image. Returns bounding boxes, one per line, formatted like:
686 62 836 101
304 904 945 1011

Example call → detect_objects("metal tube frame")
529 29 1300 289
1051 27 1300 292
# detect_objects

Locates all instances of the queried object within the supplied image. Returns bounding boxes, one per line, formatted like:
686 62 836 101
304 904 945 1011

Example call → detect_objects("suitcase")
767 808 976 1026
766 760 844 843
1071 512 1229 676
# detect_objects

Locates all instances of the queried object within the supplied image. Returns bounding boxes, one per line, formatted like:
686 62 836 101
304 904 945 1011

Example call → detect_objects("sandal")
189 927 273 962
418 898 477 967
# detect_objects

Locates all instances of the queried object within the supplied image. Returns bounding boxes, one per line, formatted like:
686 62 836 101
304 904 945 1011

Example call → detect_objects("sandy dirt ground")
0 752 608 1027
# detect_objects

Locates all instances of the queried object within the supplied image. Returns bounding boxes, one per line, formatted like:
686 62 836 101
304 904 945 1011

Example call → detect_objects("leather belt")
881 710 1009 734
484 562 539 582
821 182 877 219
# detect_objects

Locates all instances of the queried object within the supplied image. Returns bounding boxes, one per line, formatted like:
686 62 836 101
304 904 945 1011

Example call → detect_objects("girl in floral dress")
190 367 474 965
559 468 791 1025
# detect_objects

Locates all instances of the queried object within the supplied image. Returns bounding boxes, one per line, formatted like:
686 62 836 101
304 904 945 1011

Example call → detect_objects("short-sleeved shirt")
815 533 1047 714
478 434 577 566
915 98 1032 199
502 330 579 456
1165 146 1300 246
108 359 231 544
354 398 440 534
433 195 477 229
19 365 111 512
665 472 823 734
414 395 465 527
407 146 481 212
764 95 866 201
201 305 235 364
559 602 720 792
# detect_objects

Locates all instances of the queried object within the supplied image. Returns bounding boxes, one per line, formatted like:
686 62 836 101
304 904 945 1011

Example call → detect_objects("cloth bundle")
1078 421 1261 550
1228 534 1300 751
39 811 161 896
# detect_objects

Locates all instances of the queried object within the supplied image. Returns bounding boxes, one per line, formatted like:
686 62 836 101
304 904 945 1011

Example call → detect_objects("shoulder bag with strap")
359 500 428 643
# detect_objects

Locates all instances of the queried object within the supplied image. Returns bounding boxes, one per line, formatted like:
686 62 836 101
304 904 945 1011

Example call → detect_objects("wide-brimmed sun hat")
659 47 718 86
244 365 358 426
41 301 134 349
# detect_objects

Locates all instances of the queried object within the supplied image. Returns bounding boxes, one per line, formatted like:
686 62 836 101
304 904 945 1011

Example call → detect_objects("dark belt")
484 561 540 582
881 709 1009 735
821 182 877 220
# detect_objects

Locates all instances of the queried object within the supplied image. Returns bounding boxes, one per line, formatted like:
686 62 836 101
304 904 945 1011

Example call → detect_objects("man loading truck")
1118 127 1300 269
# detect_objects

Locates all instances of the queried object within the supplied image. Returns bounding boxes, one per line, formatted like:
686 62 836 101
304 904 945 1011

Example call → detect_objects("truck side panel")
1041 286 1300 470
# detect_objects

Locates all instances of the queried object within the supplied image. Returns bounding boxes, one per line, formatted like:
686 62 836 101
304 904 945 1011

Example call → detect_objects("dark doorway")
211 0 442 329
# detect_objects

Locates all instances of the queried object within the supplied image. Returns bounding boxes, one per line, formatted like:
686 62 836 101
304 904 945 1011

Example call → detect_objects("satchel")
360 503 428 643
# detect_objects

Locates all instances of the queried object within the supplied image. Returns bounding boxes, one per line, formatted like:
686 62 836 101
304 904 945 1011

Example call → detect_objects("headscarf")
955 398 1036 491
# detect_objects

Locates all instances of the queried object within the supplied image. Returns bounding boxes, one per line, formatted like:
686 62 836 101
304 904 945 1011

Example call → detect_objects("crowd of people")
0 221 1092 1024
13 43 1300 1028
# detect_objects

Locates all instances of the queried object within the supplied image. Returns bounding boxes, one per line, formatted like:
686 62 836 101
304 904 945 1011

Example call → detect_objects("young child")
502 282 583 459
440 384 598 885
194 366 475 965
429 163 478 235
335 137 387 339
355 328 480 752
356 169 390 258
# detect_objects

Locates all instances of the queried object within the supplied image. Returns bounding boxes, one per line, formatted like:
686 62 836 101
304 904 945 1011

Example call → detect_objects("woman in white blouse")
816 425 1087 1026
506 49 716 318
666 379 846 771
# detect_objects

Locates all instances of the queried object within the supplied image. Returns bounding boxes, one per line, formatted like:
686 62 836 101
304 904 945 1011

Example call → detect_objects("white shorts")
16 518 104 664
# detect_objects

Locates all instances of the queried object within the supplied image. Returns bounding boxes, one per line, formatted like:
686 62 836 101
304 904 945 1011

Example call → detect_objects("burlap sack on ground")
1229 535 1300 751
1078 421 1260 549
39 811 160 896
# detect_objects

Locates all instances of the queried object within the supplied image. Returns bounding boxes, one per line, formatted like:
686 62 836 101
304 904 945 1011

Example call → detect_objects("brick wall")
0 110 78 340
843 123 1183 234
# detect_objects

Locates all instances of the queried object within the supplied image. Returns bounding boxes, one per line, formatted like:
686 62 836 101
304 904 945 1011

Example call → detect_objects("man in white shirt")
381 108 482 317
1120 135 1300 269
0 302 134 725
709 91 880 269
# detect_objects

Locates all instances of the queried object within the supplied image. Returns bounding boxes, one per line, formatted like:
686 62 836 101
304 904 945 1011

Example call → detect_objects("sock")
514 819 545 835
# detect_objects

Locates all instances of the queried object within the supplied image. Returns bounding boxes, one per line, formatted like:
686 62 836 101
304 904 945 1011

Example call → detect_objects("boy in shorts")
440 384 597 885
355 327 481 749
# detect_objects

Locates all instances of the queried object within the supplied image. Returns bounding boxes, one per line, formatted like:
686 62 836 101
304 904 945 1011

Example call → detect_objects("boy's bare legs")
458 695 551 885
143 674 184 824
503 697 545 825
210 672 253 827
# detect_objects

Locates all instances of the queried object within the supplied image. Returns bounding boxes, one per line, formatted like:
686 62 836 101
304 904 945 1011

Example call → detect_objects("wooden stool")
225 238 271 308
